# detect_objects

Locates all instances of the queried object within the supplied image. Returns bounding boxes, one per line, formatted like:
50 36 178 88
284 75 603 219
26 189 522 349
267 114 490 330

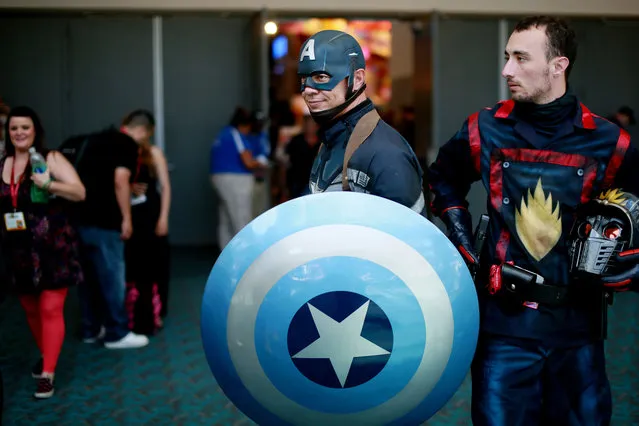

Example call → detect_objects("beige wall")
389 22 414 115
2 0 639 17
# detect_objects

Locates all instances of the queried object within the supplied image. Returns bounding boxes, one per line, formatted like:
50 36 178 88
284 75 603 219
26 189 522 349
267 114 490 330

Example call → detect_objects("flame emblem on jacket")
515 177 562 261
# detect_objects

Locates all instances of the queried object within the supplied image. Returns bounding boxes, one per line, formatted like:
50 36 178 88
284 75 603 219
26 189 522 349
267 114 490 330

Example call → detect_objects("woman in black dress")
0 106 86 398
124 111 171 336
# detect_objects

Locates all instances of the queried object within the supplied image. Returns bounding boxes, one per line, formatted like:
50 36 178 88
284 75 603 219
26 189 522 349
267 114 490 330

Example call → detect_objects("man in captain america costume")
297 29 426 215
428 15 639 426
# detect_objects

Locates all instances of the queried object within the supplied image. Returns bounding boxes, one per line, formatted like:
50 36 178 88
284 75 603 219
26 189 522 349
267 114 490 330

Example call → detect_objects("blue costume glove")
441 207 479 272
600 248 639 292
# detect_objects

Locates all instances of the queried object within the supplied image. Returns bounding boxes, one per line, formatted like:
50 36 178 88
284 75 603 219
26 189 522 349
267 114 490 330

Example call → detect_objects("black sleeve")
285 136 299 161
427 118 481 217
285 136 295 155
113 133 139 176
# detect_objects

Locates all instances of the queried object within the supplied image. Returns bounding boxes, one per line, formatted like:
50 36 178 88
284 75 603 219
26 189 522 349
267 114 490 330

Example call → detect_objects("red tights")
18 288 68 375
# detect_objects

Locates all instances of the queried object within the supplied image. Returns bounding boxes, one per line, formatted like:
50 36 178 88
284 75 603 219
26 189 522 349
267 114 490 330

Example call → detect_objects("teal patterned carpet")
0 247 638 425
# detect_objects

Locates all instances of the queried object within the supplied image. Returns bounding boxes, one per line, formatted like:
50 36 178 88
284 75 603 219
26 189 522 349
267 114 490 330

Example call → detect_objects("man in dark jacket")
428 15 639 425
297 30 425 215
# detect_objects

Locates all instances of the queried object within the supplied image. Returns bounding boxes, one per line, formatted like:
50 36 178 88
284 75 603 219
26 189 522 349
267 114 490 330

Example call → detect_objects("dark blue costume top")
308 99 426 215
429 96 639 347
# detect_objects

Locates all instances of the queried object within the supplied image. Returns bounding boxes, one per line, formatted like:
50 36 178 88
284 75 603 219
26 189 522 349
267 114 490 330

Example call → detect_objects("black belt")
497 264 614 340
500 263 572 307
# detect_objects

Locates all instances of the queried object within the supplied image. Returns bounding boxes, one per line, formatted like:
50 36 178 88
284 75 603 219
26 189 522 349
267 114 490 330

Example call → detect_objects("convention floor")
1 247 638 425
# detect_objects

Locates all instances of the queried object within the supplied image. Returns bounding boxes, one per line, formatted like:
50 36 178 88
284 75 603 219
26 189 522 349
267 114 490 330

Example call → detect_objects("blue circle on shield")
287 290 393 389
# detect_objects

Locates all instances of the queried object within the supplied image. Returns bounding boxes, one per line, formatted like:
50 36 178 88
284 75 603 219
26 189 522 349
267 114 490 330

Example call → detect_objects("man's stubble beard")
513 68 553 104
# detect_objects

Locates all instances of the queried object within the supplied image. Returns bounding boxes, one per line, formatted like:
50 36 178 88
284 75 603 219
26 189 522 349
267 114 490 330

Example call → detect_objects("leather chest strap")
342 108 381 191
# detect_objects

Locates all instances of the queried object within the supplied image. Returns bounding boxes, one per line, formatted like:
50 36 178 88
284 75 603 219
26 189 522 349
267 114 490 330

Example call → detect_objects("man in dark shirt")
63 109 154 349
283 115 321 199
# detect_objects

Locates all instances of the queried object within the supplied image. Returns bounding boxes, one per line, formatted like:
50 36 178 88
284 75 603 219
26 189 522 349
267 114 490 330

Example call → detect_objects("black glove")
441 207 480 271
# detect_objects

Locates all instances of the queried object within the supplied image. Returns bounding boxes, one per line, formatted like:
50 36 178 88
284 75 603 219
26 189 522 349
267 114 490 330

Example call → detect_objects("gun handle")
473 214 490 260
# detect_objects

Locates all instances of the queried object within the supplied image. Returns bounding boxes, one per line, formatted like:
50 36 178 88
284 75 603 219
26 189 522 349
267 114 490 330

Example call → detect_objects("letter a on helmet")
298 30 366 92
299 39 316 61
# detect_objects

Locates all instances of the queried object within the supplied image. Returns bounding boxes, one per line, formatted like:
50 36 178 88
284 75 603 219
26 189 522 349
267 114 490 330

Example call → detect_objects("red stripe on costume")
494 100 515 118
495 230 510 262
468 112 481 174
489 153 503 211
603 129 631 188
581 162 598 204
606 279 631 288
500 149 588 168
619 249 639 257
496 148 597 204
580 103 597 129
440 206 466 215
458 245 476 264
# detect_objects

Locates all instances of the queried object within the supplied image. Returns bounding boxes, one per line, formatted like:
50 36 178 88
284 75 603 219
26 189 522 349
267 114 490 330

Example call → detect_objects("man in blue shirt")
297 30 425 214
210 107 265 250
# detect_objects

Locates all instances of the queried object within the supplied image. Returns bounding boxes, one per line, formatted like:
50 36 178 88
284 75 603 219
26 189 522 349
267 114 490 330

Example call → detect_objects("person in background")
0 106 85 398
209 107 266 251
63 110 152 350
125 111 172 335
269 102 297 206
0 98 9 414
0 100 10 157
608 105 635 130
279 115 320 201
0 270 4 419
248 110 271 217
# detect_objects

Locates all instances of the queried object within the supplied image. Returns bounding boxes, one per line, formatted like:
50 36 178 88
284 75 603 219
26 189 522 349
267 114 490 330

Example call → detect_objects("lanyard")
10 160 24 211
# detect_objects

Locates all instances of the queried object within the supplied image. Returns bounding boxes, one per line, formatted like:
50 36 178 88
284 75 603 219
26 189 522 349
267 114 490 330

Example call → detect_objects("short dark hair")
229 107 253 128
514 16 578 78
4 106 46 157
121 109 155 130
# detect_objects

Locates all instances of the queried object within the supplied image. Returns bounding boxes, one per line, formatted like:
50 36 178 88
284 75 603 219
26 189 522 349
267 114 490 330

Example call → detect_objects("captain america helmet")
569 188 639 278
297 30 366 93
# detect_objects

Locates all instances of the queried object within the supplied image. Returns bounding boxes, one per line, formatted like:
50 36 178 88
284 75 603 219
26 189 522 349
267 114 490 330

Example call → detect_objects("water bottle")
29 147 49 204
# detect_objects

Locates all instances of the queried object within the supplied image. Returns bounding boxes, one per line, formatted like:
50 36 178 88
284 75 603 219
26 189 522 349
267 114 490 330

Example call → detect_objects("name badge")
131 194 147 206
4 211 27 231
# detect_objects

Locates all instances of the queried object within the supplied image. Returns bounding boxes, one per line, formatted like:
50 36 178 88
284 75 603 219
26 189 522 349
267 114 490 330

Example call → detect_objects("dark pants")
471 334 612 426
124 234 170 334
77 226 129 342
